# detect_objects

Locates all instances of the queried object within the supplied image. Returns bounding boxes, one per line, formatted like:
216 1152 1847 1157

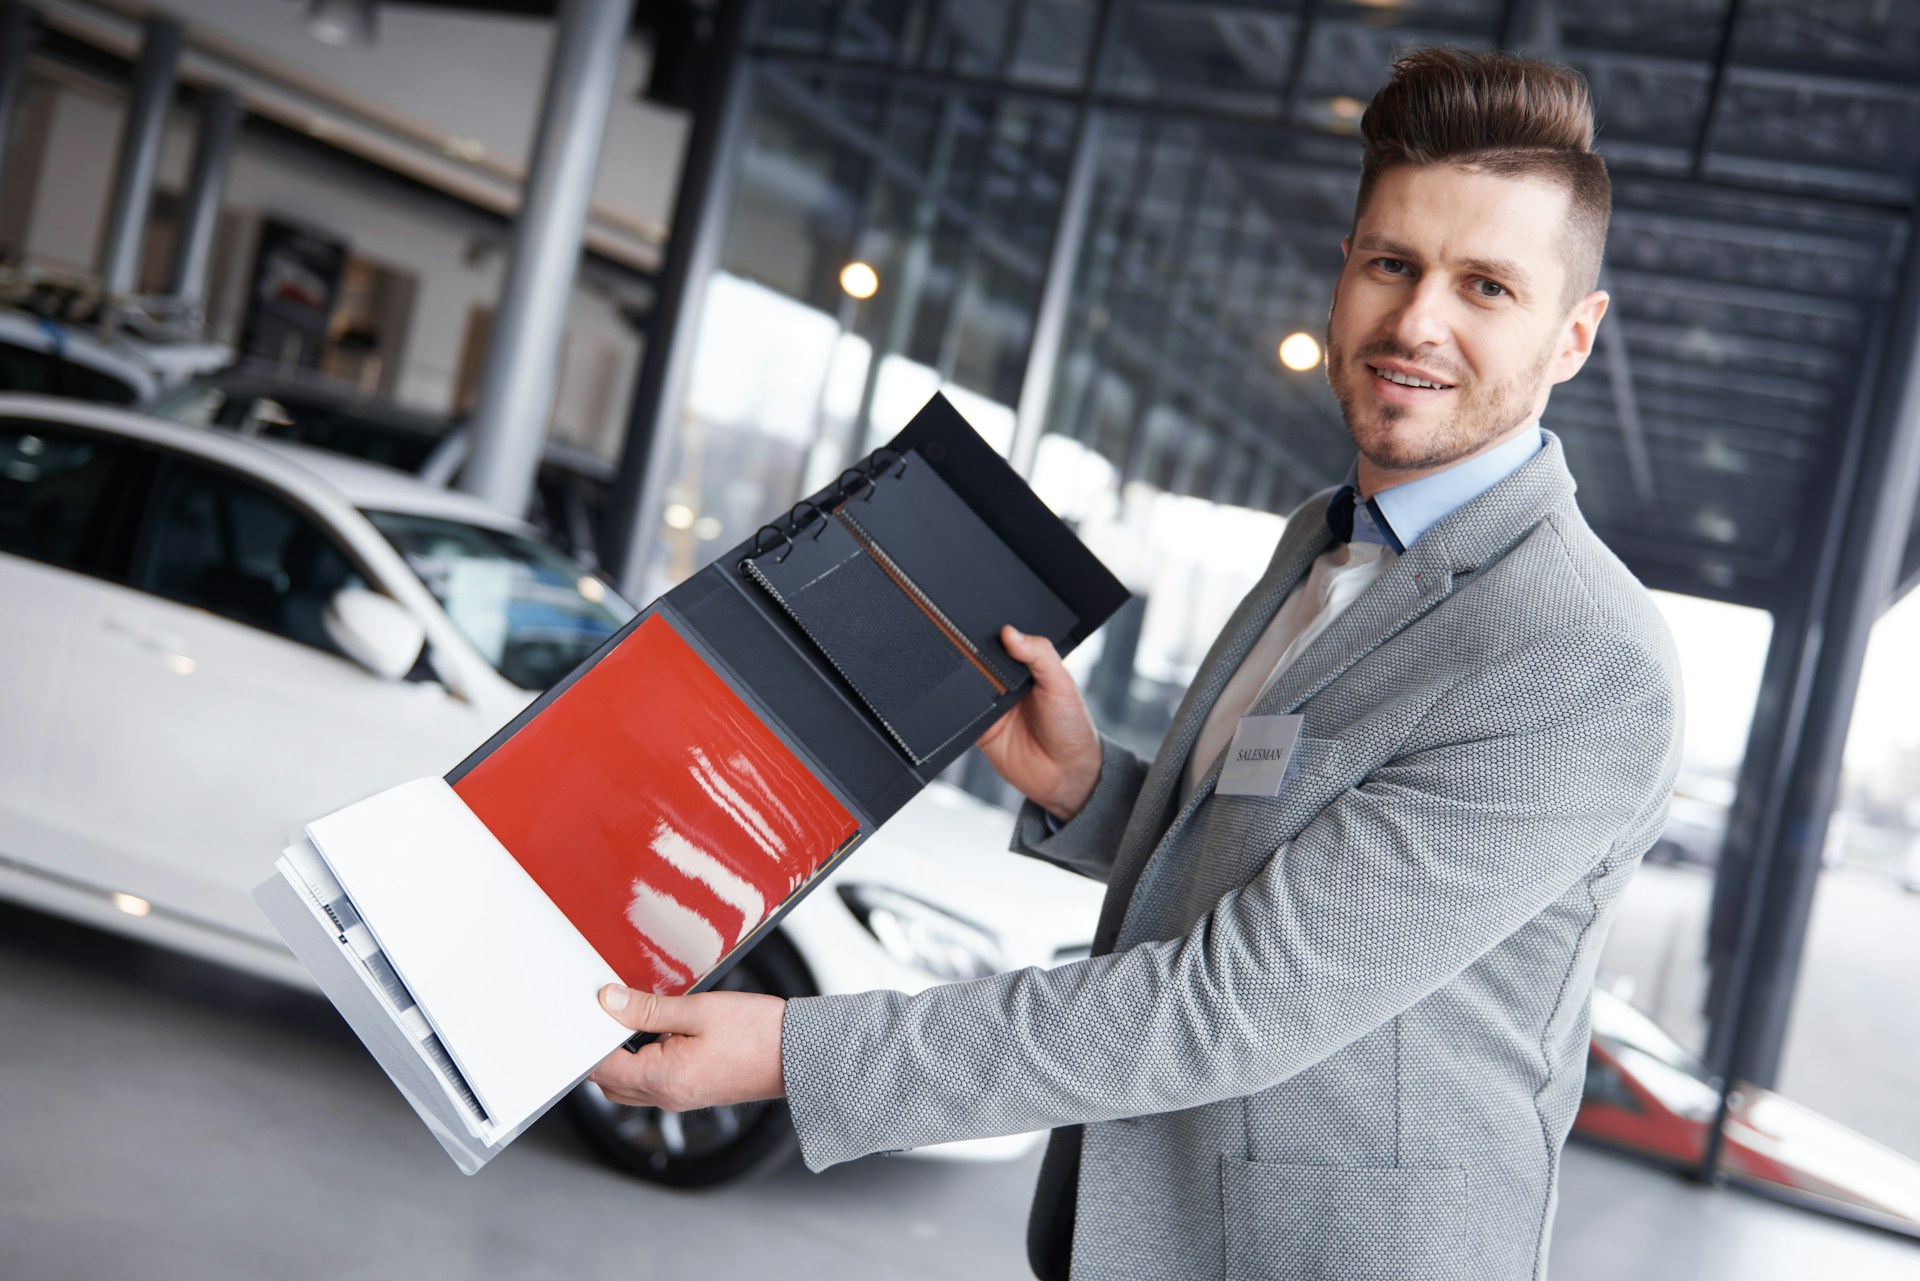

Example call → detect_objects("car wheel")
562 931 815 1188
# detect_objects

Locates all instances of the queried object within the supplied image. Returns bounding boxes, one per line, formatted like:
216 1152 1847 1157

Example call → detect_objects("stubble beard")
1327 337 1552 474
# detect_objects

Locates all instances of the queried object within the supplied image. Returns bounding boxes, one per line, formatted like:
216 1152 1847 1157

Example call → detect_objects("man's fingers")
1001 625 1067 688
599 984 701 1034
589 1040 679 1109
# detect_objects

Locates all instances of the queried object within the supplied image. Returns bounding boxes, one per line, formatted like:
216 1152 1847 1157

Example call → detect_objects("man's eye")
1474 278 1508 298
1376 258 1410 275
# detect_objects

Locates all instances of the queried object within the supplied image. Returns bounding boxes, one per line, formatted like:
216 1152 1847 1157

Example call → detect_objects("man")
590 47 1682 1281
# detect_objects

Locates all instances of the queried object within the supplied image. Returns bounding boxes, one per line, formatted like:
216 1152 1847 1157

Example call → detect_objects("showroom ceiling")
1085 0 1920 609
376 0 1920 609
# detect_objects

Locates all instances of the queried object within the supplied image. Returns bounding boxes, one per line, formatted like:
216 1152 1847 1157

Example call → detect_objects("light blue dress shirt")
1341 422 1545 551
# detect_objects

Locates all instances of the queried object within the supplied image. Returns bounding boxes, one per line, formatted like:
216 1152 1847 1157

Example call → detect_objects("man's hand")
976 625 1101 823
587 985 787 1110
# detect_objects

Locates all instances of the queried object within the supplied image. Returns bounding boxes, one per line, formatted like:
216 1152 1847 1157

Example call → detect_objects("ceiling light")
839 261 879 300
305 0 378 48
1278 332 1321 371
1694 509 1739 545
663 503 696 530
1327 96 1366 123
112 892 152 918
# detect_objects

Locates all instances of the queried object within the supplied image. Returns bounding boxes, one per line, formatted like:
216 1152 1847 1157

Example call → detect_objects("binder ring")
868 448 907 481
747 523 794 566
789 500 829 539
833 468 873 506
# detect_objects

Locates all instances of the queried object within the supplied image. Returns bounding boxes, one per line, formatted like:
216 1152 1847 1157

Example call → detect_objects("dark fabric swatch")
841 451 1077 685
746 515 998 762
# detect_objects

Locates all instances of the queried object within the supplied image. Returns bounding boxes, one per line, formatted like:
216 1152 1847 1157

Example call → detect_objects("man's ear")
1340 235 1352 262
1551 289 1610 386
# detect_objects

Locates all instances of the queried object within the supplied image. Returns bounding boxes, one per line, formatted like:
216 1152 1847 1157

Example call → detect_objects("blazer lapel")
1250 536 1459 719
1100 433 1581 951
1092 494 1333 952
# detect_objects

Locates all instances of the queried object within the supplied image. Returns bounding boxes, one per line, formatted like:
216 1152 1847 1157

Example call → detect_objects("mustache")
1336 341 1468 387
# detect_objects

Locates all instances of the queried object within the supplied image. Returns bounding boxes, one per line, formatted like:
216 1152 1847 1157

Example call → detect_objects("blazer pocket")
1220 1155 1468 1281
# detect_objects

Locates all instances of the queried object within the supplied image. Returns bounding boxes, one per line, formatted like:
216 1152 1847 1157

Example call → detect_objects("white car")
0 394 1102 1185
0 309 158 405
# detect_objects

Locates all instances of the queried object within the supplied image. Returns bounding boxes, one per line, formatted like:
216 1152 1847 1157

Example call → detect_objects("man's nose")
1386 279 1451 350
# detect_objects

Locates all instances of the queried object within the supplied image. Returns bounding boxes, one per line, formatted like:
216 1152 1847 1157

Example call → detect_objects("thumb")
1006 626 1067 695
1001 624 1065 683
599 984 699 1034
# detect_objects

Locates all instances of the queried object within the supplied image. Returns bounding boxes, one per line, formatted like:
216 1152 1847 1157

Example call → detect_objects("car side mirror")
323 587 426 681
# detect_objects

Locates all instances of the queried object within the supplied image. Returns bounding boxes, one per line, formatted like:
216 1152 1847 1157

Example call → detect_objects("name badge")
1216 714 1306 797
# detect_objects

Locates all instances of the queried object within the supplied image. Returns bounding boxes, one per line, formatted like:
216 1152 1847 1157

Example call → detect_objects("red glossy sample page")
452 614 858 995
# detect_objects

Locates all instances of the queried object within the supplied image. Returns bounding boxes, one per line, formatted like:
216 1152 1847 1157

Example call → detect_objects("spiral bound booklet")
252 394 1127 1173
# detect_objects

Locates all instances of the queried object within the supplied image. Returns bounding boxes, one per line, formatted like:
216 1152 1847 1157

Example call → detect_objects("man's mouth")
1369 364 1455 391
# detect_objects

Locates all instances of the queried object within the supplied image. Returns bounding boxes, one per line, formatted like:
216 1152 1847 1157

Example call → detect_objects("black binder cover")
445 394 1128 996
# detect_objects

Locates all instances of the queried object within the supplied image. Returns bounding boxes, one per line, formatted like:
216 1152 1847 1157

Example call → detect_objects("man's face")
1325 163 1608 485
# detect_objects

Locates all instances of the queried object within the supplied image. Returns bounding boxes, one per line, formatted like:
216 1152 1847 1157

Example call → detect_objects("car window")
0 338 142 404
1583 1051 1643 1115
135 459 367 655
154 384 448 472
148 383 228 427
364 508 632 691
241 397 443 472
0 420 140 573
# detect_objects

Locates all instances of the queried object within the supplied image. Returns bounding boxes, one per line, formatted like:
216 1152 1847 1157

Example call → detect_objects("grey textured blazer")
781 432 1683 1281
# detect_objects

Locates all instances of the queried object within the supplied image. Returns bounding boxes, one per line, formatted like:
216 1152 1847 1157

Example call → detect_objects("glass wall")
628 0 1920 1238
1576 592 1772 1166
635 66 1073 597
1736 588 1920 1228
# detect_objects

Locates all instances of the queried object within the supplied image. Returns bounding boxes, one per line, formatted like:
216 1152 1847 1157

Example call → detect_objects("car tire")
562 931 815 1189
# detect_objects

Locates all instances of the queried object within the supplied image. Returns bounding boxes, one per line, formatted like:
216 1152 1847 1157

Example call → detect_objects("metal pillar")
1005 0 1125 478
1211 441 1245 507
602 0 756 600
460 0 634 516
98 14 184 301
1700 229 1920 1175
796 78 899 492
1121 134 1212 485
0 1 37 213
1007 116 1100 476
166 88 240 311
1248 454 1280 515
1692 0 1745 181
840 96 964 477
1497 0 1560 53
1594 270 1655 507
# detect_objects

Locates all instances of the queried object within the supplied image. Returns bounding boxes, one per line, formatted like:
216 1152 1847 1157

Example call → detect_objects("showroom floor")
2 901 1914 1281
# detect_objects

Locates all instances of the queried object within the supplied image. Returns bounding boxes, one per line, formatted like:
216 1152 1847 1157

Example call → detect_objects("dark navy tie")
1326 485 1406 552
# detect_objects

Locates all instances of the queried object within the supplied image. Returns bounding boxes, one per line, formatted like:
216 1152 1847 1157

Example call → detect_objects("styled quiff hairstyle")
1356 47 1611 305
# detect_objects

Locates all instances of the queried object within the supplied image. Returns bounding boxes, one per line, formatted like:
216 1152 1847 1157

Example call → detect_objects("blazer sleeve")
1004 735 1150 884
780 624 1681 1170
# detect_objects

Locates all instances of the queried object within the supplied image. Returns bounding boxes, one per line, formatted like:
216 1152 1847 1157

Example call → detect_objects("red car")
1576 989 1920 1228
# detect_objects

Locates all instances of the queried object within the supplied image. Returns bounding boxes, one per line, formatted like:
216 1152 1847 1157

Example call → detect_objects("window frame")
127 449 397 661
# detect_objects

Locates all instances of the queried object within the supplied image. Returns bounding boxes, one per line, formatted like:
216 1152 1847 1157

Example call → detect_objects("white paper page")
254 863 499 1172
305 778 632 1130
276 841 494 1141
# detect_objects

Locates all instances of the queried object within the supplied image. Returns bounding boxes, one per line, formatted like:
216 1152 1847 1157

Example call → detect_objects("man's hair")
1356 47 1611 304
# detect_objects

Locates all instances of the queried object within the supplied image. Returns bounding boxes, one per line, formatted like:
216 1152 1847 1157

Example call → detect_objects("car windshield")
364 509 634 692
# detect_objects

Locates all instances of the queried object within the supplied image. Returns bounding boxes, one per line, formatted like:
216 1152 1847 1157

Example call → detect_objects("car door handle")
103 615 189 655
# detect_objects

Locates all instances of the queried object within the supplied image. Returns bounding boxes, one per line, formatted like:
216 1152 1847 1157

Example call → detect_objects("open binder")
253 395 1128 1172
